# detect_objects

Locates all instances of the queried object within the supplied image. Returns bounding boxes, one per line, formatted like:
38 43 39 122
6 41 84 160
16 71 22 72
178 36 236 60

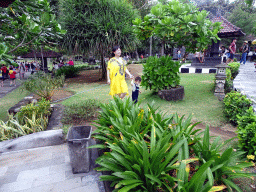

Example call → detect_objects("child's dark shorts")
10 78 16 80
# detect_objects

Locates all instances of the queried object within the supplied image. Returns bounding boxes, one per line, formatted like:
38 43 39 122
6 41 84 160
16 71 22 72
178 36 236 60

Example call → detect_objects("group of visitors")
219 38 250 65
1 64 17 87
55 58 74 69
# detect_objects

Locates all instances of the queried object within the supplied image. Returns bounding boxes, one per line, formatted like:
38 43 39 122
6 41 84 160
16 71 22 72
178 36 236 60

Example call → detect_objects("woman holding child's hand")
107 46 133 99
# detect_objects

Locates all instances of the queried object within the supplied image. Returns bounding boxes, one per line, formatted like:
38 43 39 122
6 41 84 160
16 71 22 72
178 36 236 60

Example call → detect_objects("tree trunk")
149 36 152 56
41 46 44 72
100 54 107 80
161 41 165 56
135 49 139 60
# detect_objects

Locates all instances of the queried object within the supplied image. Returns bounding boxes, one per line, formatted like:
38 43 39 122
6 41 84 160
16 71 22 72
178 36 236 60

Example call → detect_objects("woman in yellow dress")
107 46 133 99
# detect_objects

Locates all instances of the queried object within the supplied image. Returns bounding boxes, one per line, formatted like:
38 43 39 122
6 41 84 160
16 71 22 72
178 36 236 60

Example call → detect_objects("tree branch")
8 32 41 54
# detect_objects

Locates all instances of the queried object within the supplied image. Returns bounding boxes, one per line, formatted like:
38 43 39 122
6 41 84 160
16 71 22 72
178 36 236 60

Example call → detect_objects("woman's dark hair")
111 45 120 57
135 76 141 82
10 67 13 70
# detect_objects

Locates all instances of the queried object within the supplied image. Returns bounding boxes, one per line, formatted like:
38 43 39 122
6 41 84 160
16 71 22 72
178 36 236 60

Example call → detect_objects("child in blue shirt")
131 76 141 104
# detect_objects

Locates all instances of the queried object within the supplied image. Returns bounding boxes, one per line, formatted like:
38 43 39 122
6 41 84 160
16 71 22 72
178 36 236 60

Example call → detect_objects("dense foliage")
223 91 252 125
141 56 181 92
59 0 139 79
16 98 51 126
0 0 66 64
90 97 255 191
133 0 222 55
228 62 240 79
55 66 79 78
237 107 256 156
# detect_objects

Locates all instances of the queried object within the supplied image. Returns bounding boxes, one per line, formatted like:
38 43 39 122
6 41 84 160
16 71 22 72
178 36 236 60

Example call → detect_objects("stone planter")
158 86 184 101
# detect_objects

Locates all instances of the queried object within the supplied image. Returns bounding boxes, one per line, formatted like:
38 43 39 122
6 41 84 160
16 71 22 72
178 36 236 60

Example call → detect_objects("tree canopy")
0 0 65 64
133 0 222 55
59 0 140 79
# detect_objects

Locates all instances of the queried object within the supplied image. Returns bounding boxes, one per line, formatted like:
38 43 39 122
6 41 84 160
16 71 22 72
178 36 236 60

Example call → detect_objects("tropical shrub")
227 62 240 79
61 99 100 125
90 97 256 191
141 56 181 92
193 126 255 191
237 107 256 156
55 65 79 78
0 113 48 141
223 91 252 125
224 68 233 93
233 57 238 62
22 71 65 101
16 98 51 126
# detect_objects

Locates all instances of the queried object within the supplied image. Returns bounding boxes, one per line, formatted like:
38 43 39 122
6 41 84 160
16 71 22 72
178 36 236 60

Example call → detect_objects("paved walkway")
233 61 256 110
0 142 105 192
0 72 31 99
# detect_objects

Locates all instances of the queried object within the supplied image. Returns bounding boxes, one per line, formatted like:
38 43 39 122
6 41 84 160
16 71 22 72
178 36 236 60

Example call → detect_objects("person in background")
131 76 142 104
1 64 8 87
177 49 181 60
226 38 237 64
68 58 74 66
240 41 249 65
8 67 17 86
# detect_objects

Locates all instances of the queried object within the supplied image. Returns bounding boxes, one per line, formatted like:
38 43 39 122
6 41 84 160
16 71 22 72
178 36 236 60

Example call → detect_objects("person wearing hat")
240 41 249 65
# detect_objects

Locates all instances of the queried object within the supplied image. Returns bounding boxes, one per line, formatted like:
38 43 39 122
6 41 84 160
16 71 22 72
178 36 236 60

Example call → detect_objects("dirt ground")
49 64 237 139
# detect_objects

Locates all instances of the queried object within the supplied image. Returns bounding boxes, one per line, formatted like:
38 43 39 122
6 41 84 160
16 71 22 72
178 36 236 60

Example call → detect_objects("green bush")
224 68 233 93
0 113 48 141
141 56 181 92
90 97 255 191
228 62 240 79
223 91 252 125
16 98 51 126
61 99 100 125
22 71 65 101
55 66 79 78
233 57 237 62
237 107 256 156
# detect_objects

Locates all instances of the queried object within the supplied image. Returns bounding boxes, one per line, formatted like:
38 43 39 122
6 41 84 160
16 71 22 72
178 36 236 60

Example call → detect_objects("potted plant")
141 55 184 101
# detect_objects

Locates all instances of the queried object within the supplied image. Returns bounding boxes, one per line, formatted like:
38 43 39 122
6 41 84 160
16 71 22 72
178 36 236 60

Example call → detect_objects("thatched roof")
211 16 245 38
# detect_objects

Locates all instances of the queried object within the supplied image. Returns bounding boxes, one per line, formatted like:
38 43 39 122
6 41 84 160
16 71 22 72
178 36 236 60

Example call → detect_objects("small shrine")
191 16 245 67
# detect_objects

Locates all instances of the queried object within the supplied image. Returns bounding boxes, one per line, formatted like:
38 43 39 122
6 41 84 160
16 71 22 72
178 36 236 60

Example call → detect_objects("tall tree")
0 0 66 64
133 1 222 56
59 0 140 80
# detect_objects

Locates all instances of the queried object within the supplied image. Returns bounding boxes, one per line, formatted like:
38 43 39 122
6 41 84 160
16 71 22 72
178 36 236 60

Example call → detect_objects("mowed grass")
0 87 30 122
61 73 226 126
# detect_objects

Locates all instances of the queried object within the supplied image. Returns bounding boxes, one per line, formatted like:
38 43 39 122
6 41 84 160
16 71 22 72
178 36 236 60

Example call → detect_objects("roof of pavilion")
210 16 245 38
21 50 62 58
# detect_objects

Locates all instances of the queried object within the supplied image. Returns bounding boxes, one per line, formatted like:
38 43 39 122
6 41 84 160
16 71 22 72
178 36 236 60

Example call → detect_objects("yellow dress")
107 57 128 96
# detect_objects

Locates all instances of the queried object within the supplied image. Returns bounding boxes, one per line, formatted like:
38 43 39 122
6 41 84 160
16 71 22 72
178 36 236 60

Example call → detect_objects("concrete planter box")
67 126 92 174
158 86 185 101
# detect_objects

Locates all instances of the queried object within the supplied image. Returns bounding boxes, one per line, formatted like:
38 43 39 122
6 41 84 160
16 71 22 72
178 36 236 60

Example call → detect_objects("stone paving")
233 61 256 110
0 141 105 192
0 72 31 99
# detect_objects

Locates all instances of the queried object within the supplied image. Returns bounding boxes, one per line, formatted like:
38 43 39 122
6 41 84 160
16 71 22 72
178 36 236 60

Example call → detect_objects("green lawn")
0 87 30 122
61 73 226 126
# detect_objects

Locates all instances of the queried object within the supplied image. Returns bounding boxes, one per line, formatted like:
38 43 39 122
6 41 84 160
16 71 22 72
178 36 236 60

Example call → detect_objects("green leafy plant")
193 127 256 191
237 107 256 155
16 98 51 125
22 71 65 101
61 99 100 125
224 68 233 93
228 62 240 79
233 58 238 62
0 113 47 141
141 56 181 92
223 91 252 125
55 66 79 78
